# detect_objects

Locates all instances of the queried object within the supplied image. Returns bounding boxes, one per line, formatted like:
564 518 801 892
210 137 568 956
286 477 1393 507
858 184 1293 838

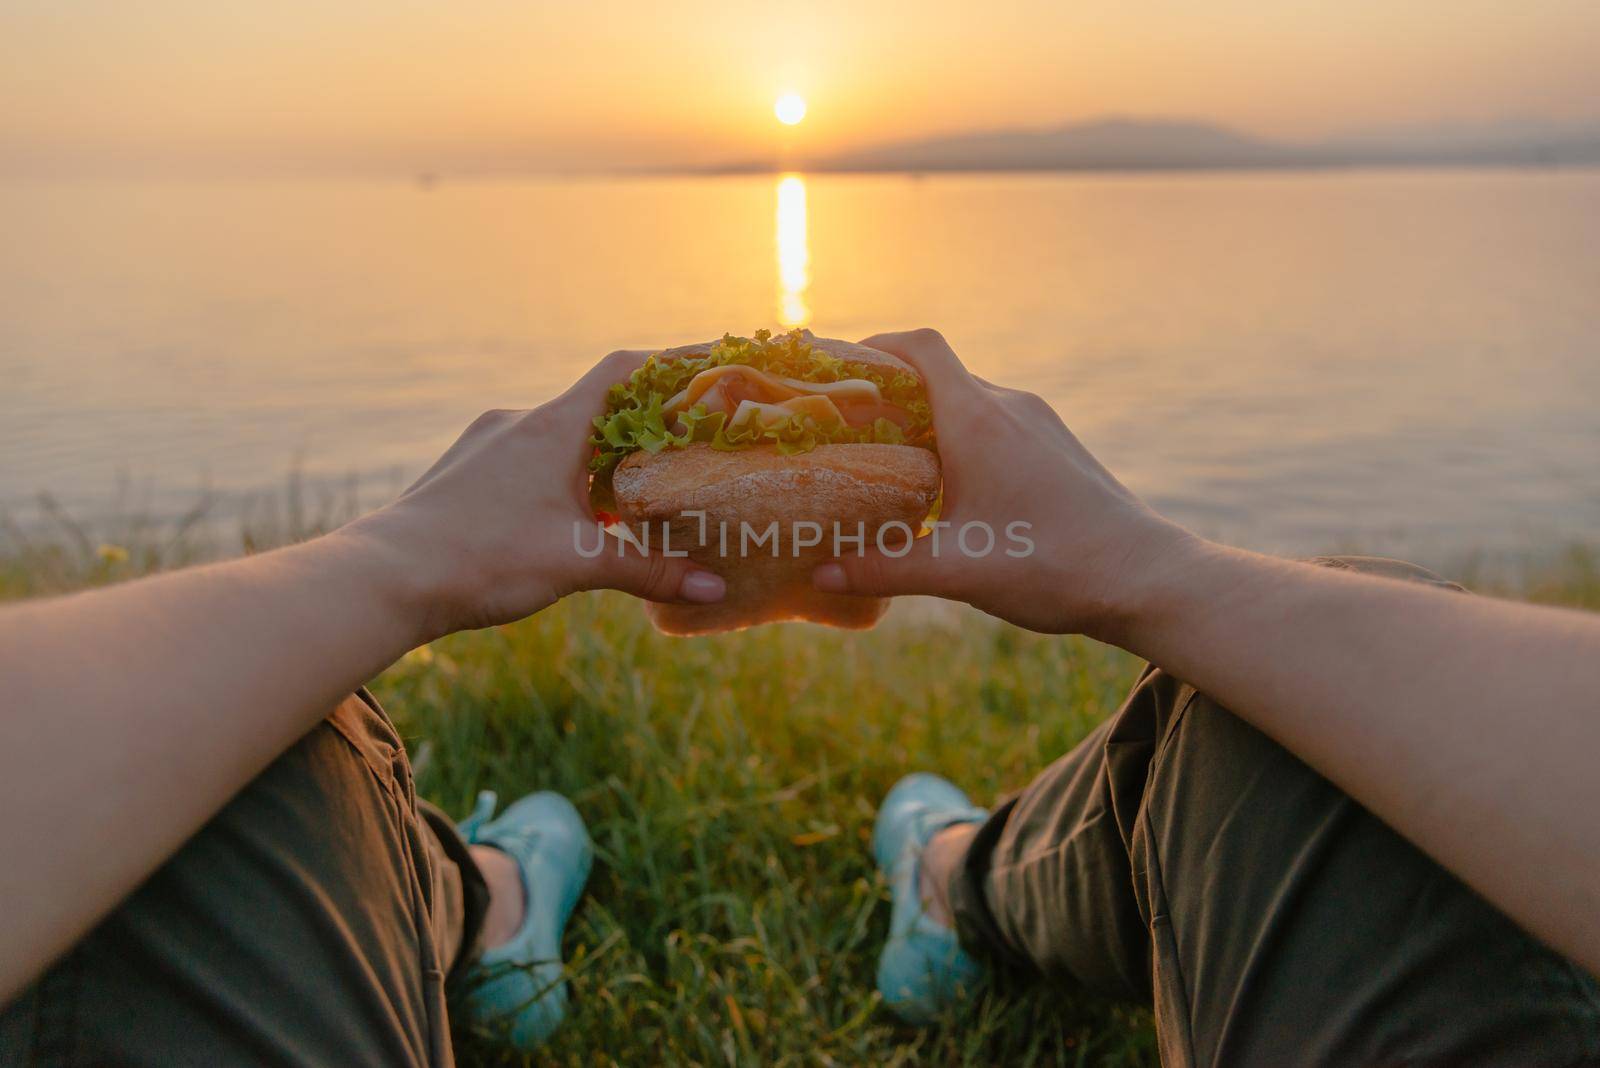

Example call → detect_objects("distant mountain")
1315 117 1600 168
818 118 1291 172
713 116 1600 174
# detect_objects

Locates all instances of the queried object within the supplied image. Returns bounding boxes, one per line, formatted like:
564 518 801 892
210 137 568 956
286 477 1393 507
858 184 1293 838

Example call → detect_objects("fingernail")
679 569 726 603
812 562 849 593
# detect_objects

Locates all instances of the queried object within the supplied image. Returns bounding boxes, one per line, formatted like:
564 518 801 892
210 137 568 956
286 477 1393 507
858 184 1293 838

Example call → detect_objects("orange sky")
3 1 1597 176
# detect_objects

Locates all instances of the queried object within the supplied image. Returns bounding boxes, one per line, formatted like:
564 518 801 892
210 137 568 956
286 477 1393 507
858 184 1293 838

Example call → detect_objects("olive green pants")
4 558 1598 1066
0 690 489 1067
948 557 1600 1066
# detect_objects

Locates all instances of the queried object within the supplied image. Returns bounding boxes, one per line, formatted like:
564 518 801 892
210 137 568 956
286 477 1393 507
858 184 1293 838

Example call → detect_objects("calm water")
2 170 1598 560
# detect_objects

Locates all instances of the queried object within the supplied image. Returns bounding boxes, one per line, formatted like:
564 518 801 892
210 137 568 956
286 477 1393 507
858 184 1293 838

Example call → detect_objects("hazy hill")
713 116 1600 174
818 117 1291 172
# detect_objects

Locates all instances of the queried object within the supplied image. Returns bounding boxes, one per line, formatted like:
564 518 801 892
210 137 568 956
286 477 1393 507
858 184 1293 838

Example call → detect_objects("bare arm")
1119 541 1600 975
0 350 724 1002
817 328 1600 976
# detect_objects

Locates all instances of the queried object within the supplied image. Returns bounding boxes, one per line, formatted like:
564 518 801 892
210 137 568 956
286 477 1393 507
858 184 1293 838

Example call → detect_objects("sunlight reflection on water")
775 174 810 328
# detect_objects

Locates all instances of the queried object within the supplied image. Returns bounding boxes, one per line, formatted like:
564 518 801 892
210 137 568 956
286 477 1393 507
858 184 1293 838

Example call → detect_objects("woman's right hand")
812 328 1196 637
344 349 726 644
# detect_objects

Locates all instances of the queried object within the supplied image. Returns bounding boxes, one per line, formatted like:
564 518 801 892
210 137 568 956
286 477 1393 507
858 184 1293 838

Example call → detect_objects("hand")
343 350 726 641
812 329 1194 636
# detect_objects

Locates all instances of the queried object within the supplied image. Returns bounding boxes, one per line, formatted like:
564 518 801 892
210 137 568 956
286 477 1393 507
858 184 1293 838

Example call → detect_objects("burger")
590 329 940 635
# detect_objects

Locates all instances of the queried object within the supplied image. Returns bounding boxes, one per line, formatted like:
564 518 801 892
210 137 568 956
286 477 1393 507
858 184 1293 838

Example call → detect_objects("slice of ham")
667 363 911 432
700 374 779 417
664 365 803 415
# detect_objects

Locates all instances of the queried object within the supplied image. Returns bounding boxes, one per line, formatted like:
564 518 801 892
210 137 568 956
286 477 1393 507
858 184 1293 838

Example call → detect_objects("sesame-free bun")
614 442 940 635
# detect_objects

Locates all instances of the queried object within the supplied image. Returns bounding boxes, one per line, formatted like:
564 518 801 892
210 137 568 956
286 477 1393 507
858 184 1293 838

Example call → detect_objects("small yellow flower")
96 544 129 565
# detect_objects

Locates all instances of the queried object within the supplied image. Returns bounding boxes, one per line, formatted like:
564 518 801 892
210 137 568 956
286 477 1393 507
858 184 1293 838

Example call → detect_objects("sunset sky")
3 1 1598 177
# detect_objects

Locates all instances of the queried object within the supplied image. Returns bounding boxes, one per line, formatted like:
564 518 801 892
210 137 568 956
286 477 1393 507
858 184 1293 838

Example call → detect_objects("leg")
0 690 488 1068
946 557 1600 1066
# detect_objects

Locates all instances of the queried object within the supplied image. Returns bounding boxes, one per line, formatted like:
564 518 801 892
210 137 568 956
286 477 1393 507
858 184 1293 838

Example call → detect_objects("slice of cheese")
664 364 881 417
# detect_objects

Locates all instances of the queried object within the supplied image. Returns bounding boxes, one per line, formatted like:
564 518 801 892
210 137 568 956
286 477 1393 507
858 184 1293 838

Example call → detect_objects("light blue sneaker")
456 789 593 1049
872 773 989 1024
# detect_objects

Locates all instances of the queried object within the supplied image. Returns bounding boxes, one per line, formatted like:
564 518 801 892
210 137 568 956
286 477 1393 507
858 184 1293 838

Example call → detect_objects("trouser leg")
0 690 489 1068
947 556 1600 1067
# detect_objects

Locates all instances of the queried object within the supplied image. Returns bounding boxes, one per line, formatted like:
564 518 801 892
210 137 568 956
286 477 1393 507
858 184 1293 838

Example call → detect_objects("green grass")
6 518 1599 1066
379 596 1154 1066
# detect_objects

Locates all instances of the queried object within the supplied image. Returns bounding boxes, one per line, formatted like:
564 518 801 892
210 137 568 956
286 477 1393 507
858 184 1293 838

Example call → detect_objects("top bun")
655 329 922 381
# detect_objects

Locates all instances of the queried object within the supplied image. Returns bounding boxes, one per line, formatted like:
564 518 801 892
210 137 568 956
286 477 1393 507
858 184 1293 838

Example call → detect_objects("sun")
774 93 807 126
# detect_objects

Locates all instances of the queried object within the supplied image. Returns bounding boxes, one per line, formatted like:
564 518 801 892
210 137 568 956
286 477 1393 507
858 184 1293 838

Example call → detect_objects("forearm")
0 527 423 1000
1109 536 1600 973
0 354 711 1003
818 329 1600 970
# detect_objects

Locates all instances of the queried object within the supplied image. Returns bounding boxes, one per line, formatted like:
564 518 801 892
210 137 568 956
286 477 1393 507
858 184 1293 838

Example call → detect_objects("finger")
560 347 652 407
811 535 963 601
543 348 653 465
554 348 652 422
577 538 727 605
857 328 977 401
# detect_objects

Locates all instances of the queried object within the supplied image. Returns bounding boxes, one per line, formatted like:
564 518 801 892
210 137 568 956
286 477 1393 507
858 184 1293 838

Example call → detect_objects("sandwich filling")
590 330 934 502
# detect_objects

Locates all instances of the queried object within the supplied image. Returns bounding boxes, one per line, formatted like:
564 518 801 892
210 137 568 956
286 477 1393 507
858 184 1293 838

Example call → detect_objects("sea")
3 168 1597 566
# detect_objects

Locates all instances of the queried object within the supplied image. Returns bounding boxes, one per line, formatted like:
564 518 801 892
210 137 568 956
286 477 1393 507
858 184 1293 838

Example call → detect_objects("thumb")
811 538 962 600
583 546 727 605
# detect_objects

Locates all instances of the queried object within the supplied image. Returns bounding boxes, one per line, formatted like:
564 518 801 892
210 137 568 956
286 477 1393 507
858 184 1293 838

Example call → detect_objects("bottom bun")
612 443 941 635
